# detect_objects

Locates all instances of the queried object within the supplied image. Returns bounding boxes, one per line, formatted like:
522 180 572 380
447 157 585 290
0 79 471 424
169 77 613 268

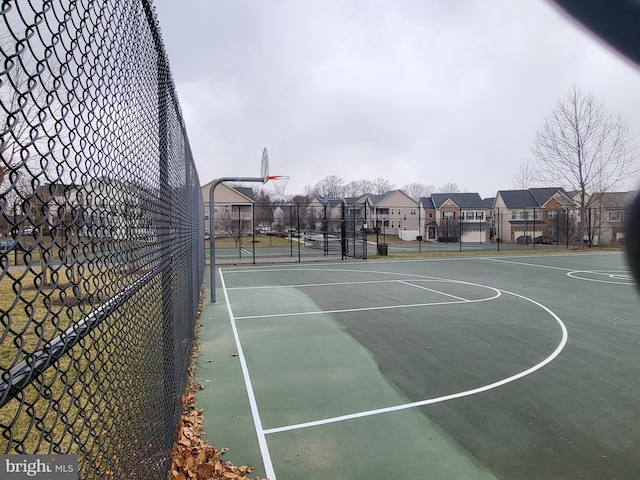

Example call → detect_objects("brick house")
493 188 577 243
430 193 492 242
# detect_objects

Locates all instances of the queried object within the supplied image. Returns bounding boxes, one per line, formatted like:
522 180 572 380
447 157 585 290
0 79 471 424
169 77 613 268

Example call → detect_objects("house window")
547 210 558 219
391 208 394 215
511 211 517 219
224 205 231 213
520 211 529 220
410 208 416 215
609 211 626 222
391 221 395 228
429 213 433 218
475 212 484 220
443 211 455 219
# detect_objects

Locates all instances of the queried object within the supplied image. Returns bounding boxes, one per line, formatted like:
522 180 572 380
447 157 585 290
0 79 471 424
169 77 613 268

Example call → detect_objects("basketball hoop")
266 175 290 198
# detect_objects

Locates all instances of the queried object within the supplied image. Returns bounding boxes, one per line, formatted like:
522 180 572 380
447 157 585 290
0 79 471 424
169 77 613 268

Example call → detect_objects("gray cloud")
154 0 640 198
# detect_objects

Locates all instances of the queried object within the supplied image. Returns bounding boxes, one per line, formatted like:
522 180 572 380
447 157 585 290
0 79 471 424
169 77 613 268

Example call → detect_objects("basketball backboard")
261 147 269 183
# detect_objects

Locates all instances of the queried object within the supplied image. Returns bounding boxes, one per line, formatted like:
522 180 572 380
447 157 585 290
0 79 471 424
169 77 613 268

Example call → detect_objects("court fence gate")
212 200 375 265
1 2 204 479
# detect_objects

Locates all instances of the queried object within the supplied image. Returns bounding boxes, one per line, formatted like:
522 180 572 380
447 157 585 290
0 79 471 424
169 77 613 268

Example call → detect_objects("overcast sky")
152 0 640 199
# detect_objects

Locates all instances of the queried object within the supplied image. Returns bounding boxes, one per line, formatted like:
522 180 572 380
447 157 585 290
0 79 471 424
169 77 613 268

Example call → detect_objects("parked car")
0 238 17 252
268 231 289 238
534 235 554 245
516 235 532 245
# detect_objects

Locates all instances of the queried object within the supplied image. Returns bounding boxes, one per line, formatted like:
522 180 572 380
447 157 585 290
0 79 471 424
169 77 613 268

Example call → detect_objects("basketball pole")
209 176 265 302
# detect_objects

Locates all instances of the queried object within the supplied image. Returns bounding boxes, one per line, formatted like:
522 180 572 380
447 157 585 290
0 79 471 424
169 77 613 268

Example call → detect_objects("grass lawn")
0 253 167 477
208 234 293 248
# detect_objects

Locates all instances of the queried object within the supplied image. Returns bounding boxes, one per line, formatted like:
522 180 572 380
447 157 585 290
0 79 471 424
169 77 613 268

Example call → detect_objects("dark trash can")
377 243 388 255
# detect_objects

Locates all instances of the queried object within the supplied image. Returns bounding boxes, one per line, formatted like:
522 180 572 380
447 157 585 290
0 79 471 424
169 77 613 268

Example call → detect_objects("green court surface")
197 251 639 479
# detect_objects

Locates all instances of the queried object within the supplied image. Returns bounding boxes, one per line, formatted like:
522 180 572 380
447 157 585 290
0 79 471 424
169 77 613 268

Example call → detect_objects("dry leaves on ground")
168 295 268 480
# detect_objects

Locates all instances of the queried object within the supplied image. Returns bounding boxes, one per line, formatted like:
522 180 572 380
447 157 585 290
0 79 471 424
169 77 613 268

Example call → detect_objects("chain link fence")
1 1 203 478
211 201 618 265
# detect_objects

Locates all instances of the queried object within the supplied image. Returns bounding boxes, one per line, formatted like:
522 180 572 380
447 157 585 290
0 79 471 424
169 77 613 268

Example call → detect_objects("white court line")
566 270 634 285
219 251 624 275
480 257 575 271
227 278 411 290
219 269 277 480
231 269 500 319
263 288 568 436
222 263 567 478
481 258 632 285
234 291 499 320
227 277 460 291
398 280 470 302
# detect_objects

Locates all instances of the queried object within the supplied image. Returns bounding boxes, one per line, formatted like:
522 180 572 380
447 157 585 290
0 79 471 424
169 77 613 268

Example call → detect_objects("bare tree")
531 86 638 247
310 175 345 198
344 179 374 197
218 204 254 247
436 182 461 194
371 178 395 195
402 182 435 200
302 183 317 197
1 30 64 231
290 194 314 229
252 188 274 231
512 161 536 190
0 62 39 211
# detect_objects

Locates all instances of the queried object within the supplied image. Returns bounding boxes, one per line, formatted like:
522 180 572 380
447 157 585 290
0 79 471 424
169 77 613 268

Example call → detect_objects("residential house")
82 177 154 240
419 197 438 242
430 193 492 242
369 190 420 238
308 196 344 231
590 191 635 246
344 195 372 221
1 182 77 236
2 178 157 241
493 188 577 243
201 181 255 238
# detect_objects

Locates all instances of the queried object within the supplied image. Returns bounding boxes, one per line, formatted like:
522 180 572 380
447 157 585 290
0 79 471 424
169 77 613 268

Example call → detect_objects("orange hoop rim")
265 175 289 182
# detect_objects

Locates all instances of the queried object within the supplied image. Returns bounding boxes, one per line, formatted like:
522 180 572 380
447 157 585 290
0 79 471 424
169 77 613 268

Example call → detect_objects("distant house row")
3 180 628 247
1 178 159 240
202 181 634 246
